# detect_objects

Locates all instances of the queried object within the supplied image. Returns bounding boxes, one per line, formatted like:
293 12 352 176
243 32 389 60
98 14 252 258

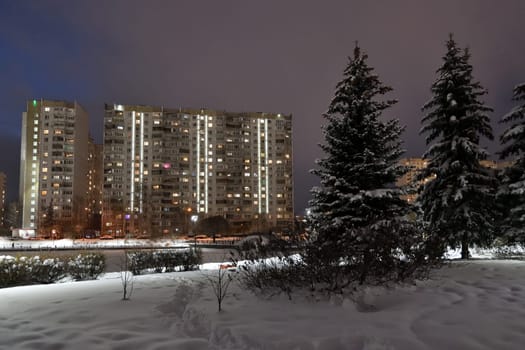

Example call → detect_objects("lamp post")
191 215 198 247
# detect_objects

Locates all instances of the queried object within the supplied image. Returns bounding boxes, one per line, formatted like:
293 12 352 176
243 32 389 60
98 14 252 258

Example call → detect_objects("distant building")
396 158 431 203
19 99 89 236
102 104 293 237
397 157 512 203
0 172 6 227
86 137 103 232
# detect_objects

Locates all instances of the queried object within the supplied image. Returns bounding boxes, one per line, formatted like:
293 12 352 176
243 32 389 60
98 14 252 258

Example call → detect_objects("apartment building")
0 172 5 227
19 99 89 236
86 137 103 232
396 158 512 203
102 104 293 237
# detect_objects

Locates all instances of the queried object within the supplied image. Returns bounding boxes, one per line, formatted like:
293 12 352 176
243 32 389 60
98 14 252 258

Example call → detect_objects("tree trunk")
461 236 469 259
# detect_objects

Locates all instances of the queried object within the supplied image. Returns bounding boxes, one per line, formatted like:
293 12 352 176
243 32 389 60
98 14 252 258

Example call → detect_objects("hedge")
0 253 105 288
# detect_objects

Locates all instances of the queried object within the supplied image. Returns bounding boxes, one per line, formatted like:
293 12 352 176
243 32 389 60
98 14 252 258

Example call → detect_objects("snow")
1 257 525 349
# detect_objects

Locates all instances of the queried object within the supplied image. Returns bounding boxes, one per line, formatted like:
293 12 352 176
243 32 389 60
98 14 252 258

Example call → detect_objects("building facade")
86 137 103 233
396 158 512 203
102 104 293 237
19 99 89 236
0 172 5 227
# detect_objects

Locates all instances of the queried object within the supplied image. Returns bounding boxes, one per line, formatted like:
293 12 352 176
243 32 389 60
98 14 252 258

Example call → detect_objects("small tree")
498 83 525 243
120 250 134 300
419 34 496 259
204 265 233 312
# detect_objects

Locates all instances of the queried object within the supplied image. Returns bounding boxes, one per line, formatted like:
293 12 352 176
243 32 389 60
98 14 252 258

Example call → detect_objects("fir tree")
419 34 495 259
498 83 525 242
307 44 423 288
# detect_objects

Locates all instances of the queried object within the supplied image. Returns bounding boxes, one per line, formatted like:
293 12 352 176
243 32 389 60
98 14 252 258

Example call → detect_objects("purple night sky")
1 0 524 213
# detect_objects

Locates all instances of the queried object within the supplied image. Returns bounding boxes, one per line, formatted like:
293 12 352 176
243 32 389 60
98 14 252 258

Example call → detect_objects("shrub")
67 253 106 281
237 256 313 300
127 248 202 275
0 256 31 287
0 253 106 288
31 256 67 284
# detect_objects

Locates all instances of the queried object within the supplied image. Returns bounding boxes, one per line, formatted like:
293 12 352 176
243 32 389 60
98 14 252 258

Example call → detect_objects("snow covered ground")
1 259 525 349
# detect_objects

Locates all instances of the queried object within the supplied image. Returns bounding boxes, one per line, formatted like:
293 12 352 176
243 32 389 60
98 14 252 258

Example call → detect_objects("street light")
191 215 198 247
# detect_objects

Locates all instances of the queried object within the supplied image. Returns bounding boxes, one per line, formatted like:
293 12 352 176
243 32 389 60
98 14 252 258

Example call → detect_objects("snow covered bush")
237 256 311 300
0 255 31 287
0 253 104 287
128 248 202 275
67 253 105 281
30 256 67 284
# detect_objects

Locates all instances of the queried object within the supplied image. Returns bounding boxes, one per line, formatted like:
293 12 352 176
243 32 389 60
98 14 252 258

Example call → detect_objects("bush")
0 256 31 287
0 253 106 288
67 253 106 281
128 248 202 275
238 256 312 300
31 256 67 284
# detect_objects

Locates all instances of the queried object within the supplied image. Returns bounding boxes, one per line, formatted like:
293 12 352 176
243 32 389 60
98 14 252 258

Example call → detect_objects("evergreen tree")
307 44 423 288
498 83 525 242
419 34 495 259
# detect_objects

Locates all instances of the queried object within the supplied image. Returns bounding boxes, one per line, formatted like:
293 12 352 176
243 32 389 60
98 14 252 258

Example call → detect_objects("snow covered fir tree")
419 34 496 259
498 83 525 243
306 44 433 290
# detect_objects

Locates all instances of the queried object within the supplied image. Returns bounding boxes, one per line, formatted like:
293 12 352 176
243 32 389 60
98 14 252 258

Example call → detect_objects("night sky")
1 1 524 213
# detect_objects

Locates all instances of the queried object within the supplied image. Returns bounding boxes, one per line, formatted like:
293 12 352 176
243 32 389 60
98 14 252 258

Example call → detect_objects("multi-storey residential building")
396 158 512 203
86 137 103 233
102 104 293 237
396 158 430 203
0 172 6 227
19 99 89 236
